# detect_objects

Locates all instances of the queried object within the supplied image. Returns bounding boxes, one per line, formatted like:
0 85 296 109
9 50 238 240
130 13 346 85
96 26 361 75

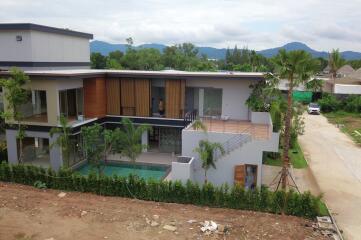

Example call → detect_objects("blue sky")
1 0 361 51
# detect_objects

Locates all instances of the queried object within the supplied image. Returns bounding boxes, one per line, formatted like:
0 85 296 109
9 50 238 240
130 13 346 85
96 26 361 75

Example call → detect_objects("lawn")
324 111 361 146
263 140 308 169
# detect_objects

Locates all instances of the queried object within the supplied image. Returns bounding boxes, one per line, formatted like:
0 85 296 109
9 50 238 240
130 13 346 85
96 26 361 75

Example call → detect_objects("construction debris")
163 225 177 232
57 192 66 198
312 216 341 240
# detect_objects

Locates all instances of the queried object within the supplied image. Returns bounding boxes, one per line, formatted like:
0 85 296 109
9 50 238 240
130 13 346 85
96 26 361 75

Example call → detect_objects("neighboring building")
0 23 93 70
0 23 279 188
324 67 361 95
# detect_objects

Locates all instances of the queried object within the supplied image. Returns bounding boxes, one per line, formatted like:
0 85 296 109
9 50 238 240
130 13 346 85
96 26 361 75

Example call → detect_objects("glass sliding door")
59 88 84 122
203 88 222 117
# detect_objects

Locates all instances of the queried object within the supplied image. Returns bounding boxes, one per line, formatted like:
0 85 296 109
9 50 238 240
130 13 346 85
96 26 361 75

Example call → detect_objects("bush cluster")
318 93 361 113
0 163 323 219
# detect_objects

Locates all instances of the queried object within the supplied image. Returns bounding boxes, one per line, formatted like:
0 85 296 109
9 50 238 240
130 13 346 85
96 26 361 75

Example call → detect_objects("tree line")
91 41 361 73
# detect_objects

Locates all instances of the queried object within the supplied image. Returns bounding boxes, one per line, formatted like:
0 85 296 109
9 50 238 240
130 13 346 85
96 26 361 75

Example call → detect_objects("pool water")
75 162 168 180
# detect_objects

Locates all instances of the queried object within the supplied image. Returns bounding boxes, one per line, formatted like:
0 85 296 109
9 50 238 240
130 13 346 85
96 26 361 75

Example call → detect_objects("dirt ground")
0 182 326 240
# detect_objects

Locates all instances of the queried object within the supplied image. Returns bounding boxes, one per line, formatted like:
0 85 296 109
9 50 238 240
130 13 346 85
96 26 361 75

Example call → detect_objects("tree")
81 124 105 175
305 79 323 93
194 140 225 183
272 49 318 190
0 68 30 163
116 118 151 170
50 115 72 168
90 52 107 69
328 49 346 89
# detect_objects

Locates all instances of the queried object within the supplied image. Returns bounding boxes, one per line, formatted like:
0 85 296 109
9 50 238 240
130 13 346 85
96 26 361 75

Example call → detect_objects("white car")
308 103 321 115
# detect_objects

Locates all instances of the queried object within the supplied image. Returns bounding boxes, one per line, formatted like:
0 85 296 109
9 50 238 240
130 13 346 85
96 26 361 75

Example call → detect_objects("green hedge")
0 163 323 218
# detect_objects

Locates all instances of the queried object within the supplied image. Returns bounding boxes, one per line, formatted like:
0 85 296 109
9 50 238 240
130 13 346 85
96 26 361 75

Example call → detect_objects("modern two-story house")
0 23 279 188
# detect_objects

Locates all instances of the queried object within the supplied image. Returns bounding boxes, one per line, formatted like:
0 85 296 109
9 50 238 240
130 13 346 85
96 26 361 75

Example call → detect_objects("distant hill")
90 40 361 60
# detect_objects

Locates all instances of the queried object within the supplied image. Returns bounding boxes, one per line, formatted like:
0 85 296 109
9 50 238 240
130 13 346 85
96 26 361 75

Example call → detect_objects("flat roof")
0 69 265 80
0 23 93 39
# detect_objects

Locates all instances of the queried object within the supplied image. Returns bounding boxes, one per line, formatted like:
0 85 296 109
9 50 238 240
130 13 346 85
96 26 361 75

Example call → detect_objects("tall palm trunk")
204 170 208 184
281 76 294 190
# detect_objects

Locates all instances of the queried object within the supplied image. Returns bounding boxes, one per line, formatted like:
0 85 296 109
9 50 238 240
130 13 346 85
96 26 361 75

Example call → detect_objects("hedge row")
318 93 361 113
0 163 322 218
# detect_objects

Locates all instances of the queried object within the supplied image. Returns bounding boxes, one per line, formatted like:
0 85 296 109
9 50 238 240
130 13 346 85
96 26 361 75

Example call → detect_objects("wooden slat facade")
103 78 185 118
165 79 185 119
120 78 135 116
84 77 106 118
135 79 150 117
106 78 121 115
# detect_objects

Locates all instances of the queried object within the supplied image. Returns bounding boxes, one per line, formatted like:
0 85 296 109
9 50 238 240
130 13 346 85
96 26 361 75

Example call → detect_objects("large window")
59 88 83 122
203 88 222 116
20 90 48 122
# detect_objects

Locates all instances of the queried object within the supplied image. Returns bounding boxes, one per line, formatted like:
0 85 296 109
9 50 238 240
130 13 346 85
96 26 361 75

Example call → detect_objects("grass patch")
324 111 361 146
318 201 329 216
263 140 308 169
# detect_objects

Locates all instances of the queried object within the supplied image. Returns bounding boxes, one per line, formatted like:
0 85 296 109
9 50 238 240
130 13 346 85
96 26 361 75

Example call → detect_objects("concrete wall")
181 123 279 187
171 157 195 184
185 78 253 120
0 30 32 61
30 31 90 62
250 111 273 138
0 30 90 63
335 84 361 95
6 129 63 171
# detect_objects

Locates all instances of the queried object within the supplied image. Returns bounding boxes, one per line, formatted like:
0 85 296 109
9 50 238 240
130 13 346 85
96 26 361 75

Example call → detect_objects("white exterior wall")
0 30 90 64
30 31 90 62
171 157 195 184
334 84 361 95
186 78 253 120
6 129 63 171
0 31 32 61
180 128 279 187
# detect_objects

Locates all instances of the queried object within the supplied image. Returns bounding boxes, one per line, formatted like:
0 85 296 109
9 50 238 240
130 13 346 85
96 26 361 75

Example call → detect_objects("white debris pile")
199 220 228 235
311 216 340 240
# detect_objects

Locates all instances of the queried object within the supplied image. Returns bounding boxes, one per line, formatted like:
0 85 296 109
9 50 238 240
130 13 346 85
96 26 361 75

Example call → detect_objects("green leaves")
0 162 325 219
194 140 225 183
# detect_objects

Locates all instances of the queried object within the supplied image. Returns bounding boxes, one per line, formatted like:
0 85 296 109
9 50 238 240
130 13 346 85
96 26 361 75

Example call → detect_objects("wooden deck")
201 118 270 140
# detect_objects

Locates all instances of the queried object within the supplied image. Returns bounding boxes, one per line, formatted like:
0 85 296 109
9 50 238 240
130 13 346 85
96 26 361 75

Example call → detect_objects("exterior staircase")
214 126 253 160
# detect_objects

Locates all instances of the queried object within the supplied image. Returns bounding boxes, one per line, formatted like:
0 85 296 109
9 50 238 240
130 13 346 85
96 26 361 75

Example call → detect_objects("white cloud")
0 0 360 51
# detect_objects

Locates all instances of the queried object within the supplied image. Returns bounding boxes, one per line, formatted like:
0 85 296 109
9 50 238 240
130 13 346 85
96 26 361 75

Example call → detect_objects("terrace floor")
200 118 270 140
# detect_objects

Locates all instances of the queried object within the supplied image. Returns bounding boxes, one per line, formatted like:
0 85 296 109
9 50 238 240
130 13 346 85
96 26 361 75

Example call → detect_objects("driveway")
299 114 361 239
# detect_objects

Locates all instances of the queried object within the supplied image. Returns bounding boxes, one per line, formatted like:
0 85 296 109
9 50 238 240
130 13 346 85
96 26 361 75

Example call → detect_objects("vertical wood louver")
165 79 185 119
84 77 107 118
106 78 121 115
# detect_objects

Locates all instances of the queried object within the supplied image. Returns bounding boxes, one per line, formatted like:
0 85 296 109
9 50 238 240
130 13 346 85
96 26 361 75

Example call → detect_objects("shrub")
318 93 340 113
0 163 325 219
343 95 361 113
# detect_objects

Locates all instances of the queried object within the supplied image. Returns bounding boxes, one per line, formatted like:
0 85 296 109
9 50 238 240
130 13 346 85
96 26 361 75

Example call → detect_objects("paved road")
299 114 361 240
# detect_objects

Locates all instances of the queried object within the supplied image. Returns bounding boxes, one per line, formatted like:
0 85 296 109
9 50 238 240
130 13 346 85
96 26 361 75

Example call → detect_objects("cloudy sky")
1 0 361 51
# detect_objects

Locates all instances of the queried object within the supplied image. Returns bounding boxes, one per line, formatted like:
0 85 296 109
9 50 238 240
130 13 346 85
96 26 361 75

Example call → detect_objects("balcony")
21 90 48 123
188 117 271 140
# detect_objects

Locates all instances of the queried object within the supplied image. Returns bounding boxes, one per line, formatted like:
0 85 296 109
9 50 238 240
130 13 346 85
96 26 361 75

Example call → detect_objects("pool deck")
106 152 177 166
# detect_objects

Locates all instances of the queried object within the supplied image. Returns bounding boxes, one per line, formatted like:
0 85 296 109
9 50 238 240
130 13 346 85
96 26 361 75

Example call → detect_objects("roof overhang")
0 23 93 39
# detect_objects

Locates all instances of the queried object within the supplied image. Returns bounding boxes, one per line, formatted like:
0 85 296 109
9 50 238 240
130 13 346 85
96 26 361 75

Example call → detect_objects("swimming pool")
75 162 169 180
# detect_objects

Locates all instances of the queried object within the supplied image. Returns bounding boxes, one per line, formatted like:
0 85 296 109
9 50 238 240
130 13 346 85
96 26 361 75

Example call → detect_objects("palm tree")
117 118 151 170
50 115 72 168
328 49 346 91
273 49 318 190
194 140 225 184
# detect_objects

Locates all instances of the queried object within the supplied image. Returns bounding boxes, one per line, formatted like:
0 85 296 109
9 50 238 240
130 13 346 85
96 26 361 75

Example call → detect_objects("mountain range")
90 41 361 60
